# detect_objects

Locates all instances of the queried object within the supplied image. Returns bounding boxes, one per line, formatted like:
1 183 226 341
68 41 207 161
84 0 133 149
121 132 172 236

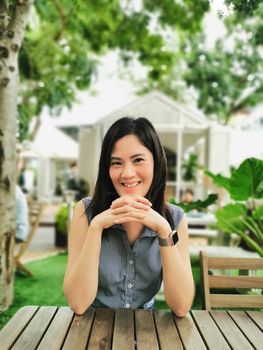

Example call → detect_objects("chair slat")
209 275 263 289
210 294 263 308
207 257 263 269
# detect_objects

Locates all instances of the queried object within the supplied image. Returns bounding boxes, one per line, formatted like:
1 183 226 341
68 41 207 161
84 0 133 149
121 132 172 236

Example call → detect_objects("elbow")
166 297 194 318
69 303 90 316
64 287 94 315
172 306 190 318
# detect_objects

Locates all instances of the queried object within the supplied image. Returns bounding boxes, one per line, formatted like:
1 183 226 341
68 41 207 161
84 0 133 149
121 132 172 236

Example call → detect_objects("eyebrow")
110 153 147 160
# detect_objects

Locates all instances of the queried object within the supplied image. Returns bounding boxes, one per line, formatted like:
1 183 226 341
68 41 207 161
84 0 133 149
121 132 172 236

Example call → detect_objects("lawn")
0 253 202 330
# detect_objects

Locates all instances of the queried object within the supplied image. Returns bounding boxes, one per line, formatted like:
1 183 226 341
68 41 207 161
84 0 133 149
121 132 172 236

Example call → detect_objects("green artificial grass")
0 253 68 330
0 253 202 330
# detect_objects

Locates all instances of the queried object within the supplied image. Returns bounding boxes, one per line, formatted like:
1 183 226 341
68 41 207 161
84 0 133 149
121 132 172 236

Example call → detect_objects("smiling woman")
63 117 195 316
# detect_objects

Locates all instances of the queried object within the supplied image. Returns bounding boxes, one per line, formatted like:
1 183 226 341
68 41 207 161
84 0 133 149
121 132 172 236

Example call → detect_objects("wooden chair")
15 201 46 276
199 250 263 310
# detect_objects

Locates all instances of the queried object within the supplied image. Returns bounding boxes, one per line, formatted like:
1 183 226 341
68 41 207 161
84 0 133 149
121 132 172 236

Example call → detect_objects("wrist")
157 222 172 239
90 220 103 233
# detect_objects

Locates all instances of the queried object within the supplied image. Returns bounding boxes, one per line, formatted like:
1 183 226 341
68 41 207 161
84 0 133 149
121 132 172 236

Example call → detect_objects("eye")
110 161 122 167
134 158 144 164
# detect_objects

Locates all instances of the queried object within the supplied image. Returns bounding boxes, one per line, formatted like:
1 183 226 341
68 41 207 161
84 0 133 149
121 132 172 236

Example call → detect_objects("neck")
122 222 144 243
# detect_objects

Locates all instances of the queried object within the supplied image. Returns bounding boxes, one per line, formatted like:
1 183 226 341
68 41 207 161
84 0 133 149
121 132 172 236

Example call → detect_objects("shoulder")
166 202 184 228
81 196 93 222
82 196 92 209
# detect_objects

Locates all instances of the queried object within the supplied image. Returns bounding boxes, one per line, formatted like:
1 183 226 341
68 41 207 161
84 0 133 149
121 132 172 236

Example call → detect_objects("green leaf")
229 158 263 200
204 170 230 192
172 193 218 212
215 203 247 234
253 204 263 220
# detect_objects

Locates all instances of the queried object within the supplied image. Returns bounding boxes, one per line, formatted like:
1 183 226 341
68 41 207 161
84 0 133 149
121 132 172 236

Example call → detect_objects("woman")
64 117 195 316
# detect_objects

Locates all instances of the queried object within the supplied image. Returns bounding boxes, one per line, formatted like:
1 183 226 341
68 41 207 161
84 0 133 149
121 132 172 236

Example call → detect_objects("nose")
121 164 136 178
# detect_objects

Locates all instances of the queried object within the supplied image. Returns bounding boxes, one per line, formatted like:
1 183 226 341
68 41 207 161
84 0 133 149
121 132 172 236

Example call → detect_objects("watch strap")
158 229 178 246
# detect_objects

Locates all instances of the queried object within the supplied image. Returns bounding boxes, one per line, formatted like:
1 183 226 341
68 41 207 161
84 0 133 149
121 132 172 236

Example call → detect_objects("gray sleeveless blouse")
82 197 184 309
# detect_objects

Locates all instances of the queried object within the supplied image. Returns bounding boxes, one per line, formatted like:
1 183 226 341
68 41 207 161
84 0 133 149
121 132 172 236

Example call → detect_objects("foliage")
150 1 263 125
182 153 200 182
55 203 70 234
182 2 263 124
170 194 218 213
16 0 210 140
205 157 263 256
225 0 261 15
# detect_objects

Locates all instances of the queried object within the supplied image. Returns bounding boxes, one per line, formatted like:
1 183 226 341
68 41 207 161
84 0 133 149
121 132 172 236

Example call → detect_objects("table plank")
37 307 74 350
88 308 114 350
246 311 263 331
112 308 134 350
11 306 58 350
228 311 263 350
191 310 231 350
0 306 38 350
135 309 159 349
154 309 183 350
173 313 207 350
210 310 254 350
62 307 95 350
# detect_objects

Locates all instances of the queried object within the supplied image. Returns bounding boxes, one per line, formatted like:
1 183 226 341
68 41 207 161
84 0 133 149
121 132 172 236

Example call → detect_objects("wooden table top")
0 306 262 349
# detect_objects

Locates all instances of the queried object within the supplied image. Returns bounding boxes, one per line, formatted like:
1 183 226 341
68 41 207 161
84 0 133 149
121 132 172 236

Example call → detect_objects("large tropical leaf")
229 158 263 200
215 203 247 234
204 171 230 192
253 204 263 220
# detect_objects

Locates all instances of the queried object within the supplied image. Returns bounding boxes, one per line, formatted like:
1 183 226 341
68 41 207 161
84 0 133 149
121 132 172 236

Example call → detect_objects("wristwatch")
158 229 178 247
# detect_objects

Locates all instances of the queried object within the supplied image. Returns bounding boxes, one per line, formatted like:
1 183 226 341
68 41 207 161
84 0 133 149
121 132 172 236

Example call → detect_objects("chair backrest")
199 250 263 310
15 201 46 259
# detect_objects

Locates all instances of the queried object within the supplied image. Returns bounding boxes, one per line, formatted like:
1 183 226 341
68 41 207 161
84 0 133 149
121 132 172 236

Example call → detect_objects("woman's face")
109 134 154 197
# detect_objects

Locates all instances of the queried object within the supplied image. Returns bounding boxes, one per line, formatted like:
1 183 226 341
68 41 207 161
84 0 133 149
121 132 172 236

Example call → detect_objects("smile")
122 181 141 188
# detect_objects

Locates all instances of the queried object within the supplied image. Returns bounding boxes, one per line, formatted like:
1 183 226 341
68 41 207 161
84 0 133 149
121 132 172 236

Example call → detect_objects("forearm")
160 246 195 317
63 224 103 314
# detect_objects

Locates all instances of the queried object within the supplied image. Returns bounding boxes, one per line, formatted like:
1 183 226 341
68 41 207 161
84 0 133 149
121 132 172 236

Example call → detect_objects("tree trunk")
0 0 32 311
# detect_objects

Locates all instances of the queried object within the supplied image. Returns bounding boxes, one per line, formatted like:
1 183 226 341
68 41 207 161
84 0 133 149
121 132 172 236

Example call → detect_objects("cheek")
109 168 119 184
143 164 154 181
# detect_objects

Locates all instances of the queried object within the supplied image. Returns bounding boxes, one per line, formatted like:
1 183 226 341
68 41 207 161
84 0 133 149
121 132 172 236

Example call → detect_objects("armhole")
82 197 92 224
168 204 184 230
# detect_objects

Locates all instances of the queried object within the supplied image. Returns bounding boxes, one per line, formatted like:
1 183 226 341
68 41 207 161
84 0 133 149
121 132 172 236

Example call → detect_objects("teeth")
123 182 139 188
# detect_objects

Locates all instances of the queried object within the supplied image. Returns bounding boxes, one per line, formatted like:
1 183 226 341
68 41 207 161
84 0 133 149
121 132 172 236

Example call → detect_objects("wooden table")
0 306 262 349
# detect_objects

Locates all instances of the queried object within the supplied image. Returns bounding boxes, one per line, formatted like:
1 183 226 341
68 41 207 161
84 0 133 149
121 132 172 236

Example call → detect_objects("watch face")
172 231 178 245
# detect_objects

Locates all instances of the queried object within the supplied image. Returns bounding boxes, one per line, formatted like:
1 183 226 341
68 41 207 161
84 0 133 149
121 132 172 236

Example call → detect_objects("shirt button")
125 303 130 308
128 283 133 289
129 260 133 265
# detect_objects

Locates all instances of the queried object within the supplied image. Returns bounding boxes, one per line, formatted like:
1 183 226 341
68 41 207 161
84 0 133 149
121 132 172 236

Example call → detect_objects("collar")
111 224 157 238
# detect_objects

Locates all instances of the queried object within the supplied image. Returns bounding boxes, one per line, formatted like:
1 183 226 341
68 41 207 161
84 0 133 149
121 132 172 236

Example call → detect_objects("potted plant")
55 203 70 248
205 157 263 257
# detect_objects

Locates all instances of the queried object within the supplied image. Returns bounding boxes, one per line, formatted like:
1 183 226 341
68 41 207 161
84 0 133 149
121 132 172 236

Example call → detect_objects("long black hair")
88 117 174 228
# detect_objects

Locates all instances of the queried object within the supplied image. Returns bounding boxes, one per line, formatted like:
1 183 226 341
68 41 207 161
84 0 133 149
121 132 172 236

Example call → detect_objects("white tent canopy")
24 120 78 160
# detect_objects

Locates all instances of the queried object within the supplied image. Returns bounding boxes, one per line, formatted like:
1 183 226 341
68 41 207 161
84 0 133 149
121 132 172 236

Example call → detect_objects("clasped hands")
91 195 171 238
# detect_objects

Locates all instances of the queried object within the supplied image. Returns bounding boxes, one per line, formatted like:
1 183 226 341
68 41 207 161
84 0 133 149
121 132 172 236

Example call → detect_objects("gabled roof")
98 90 209 132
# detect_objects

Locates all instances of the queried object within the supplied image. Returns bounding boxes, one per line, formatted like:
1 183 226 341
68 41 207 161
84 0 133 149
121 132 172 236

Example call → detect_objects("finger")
114 215 144 224
111 204 150 215
111 196 152 209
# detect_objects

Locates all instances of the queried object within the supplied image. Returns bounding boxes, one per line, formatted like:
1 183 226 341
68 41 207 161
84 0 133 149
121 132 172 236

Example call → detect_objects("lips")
122 181 141 188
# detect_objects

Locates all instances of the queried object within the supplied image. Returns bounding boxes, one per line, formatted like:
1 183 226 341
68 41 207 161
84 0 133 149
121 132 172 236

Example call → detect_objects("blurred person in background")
16 184 29 243
181 188 194 205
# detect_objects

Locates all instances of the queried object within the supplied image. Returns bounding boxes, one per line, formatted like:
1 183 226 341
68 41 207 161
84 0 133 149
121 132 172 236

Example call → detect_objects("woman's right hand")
90 195 152 231
90 208 118 231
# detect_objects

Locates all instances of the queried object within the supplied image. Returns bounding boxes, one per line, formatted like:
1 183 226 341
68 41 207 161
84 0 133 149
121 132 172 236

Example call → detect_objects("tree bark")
0 0 33 311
